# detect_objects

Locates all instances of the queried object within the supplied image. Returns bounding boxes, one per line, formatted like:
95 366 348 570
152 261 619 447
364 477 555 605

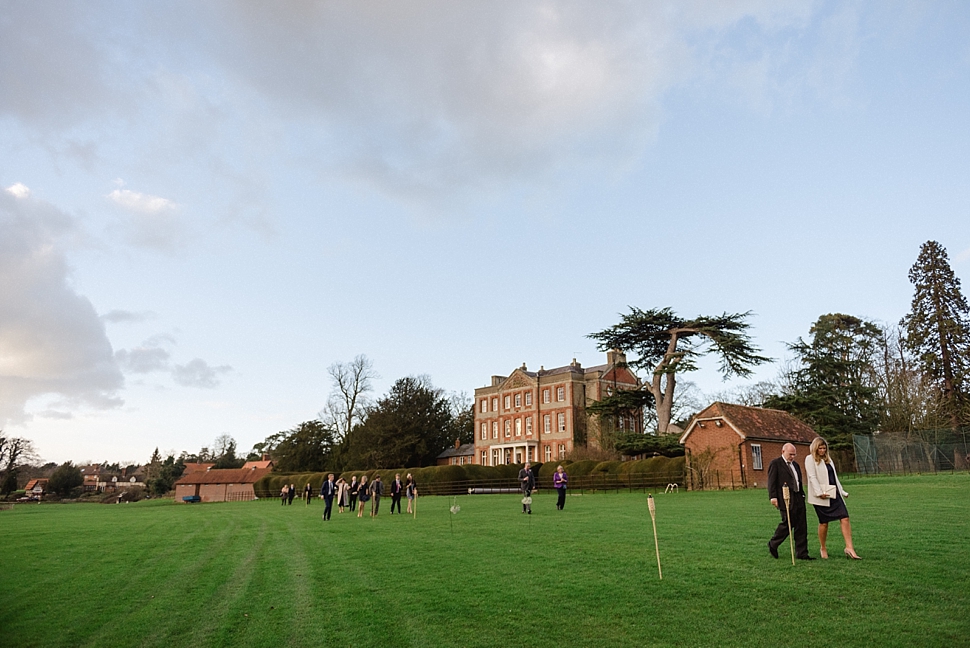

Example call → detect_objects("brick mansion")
473 350 639 466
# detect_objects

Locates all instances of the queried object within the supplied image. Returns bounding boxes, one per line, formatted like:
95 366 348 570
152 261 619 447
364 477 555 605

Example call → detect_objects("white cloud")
955 246 970 263
172 358 233 389
0 188 124 426
106 186 187 251
107 188 177 215
5 183 31 199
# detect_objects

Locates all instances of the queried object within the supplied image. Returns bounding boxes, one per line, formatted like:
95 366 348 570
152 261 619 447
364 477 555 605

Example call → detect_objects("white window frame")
515 418 522 437
504 395 511 410
543 389 550 403
752 444 763 471
545 445 552 461
492 422 498 439
543 415 551 434
492 398 498 412
481 423 487 440
515 393 521 408
480 450 487 465
525 392 532 406
557 386 565 402
481 399 487 413
526 416 533 436
558 412 566 432
504 420 511 437
558 444 566 459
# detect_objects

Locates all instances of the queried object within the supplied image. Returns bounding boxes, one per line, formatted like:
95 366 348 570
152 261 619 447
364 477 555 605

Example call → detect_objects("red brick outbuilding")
679 402 817 490
174 466 271 503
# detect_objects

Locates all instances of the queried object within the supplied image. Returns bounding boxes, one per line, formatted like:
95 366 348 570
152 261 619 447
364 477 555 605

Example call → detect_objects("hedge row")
254 456 685 496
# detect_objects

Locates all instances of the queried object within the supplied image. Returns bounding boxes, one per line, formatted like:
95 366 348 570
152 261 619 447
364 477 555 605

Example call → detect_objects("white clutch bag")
823 485 837 499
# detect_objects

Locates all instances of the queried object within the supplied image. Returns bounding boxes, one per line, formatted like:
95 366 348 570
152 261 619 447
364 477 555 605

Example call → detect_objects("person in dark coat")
320 474 336 521
767 443 814 560
518 462 535 514
390 473 404 514
303 482 312 505
349 476 359 512
287 483 296 505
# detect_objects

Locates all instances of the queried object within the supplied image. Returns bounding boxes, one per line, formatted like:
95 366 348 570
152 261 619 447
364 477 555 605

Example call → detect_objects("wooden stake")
648 495 662 580
782 484 795 566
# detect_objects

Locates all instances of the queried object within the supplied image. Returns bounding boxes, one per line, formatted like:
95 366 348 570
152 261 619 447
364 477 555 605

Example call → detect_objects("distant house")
79 464 102 492
241 459 274 471
173 466 272 503
679 402 817 490
24 479 49 498
436 440 475 466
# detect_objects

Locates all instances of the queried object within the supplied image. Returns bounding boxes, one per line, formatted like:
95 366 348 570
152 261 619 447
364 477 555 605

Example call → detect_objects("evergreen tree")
589 307 770 433
48 462 83 496
765 313 881 449
902 240 970 426
342 376 453 469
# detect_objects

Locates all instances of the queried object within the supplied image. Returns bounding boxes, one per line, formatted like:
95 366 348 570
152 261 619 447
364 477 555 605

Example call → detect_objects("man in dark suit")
767 443 814 560
320 474 336 521
518 462 535 514
390 474 403 514
349 476 359 512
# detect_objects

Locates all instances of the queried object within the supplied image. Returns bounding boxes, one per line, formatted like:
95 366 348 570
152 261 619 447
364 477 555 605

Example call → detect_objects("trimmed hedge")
256 456 685 496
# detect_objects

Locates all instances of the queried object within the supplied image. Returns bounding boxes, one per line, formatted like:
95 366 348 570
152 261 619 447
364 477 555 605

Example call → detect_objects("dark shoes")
797 556 816 561
768 542 778 559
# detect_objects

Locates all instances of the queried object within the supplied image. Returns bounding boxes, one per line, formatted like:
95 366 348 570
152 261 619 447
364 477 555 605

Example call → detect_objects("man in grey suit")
369 475 384 517
518 462 535 514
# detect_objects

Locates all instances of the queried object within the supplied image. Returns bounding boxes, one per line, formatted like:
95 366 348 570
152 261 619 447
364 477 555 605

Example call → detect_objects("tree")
589 307 770 434
211 434 245 469
270 421 339 472
873 325 949 437
343 376 453 469
147 455 186 496
765 313 881 449
48 462 83 496
321 355 378 440
902 240 970 427
446 392 475 446
0 434 38 493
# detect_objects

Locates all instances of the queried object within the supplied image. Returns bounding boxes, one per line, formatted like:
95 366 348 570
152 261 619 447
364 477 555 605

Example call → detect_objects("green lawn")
1 474 968 648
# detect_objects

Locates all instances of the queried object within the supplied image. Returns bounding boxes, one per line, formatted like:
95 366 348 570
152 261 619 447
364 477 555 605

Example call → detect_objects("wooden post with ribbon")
782 484 795 566
648 494 662 580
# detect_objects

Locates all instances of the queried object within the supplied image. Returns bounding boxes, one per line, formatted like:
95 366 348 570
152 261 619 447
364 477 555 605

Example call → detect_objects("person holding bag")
805 437 861 560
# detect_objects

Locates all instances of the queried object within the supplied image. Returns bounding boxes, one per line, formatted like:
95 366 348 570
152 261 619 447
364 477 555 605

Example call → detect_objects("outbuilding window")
752 444 763 470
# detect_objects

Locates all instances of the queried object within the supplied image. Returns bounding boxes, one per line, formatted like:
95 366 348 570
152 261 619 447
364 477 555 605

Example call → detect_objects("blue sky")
2 1 968 464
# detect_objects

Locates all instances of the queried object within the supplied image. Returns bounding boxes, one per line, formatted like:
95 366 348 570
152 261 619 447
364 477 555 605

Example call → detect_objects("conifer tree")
902 240 970 427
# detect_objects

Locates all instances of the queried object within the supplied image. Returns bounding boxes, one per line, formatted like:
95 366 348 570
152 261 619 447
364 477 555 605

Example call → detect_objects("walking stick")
413 490 417 519
648 495 662 580
782 484 795 566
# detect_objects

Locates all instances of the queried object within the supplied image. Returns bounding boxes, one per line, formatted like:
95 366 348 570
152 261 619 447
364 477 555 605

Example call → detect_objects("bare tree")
320 355 378 439
0 433 39 488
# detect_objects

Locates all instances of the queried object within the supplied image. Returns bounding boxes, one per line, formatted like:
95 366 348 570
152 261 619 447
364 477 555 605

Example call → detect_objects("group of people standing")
517 463 570 513
316 473 418 521
767 438 862 561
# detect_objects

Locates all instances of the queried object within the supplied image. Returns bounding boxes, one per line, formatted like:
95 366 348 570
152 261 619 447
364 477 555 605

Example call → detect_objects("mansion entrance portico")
489 441 539 466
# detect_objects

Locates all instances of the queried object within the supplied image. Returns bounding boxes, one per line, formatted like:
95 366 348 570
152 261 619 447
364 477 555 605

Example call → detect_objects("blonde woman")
804 437 861 559
356 476 369 518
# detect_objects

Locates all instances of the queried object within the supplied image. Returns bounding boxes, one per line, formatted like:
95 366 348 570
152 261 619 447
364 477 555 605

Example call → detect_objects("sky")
2 1 969 465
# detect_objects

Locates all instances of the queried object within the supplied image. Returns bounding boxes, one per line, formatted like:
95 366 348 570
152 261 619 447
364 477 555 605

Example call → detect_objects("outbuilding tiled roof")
174 467 271 485
680 402 817 445
436 443 475 459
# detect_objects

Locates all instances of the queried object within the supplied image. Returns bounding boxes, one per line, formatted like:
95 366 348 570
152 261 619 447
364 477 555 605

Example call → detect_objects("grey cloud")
0 3 122 130
102 309 159 324
172 358 233 389
0 187 124 426
115 347 171 374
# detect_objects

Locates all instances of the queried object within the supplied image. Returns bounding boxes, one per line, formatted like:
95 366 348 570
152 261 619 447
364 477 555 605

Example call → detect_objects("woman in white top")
804 437 861 559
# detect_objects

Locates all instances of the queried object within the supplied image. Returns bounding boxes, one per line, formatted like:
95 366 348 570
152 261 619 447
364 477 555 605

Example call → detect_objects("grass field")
1 473 968 648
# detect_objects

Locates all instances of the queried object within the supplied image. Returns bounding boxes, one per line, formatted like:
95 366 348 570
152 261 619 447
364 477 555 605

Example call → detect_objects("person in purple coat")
553 465 568 510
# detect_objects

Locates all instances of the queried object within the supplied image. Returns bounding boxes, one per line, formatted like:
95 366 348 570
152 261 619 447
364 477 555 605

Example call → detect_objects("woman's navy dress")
813 463 849 523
